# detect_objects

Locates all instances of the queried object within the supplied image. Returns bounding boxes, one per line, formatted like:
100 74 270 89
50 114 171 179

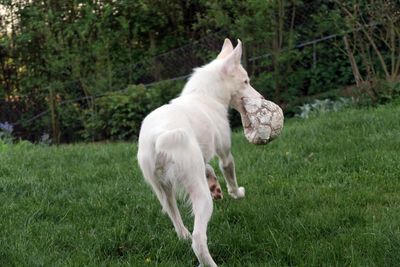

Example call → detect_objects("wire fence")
0 1 362 142
1 30 227 125
3 32 342 126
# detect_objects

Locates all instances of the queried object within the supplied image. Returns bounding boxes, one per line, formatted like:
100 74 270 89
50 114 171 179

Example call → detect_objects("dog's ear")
221 39 242 75
217 38 234 59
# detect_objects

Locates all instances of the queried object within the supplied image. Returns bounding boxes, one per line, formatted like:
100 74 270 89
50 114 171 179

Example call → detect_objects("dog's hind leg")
185 178 217 267
142 173 190 240
153 129 217 266
161 183 191 240
138 153 190 240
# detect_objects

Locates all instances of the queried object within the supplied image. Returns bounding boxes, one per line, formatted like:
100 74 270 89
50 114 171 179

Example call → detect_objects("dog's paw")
206 168 223 201
177 227 192 241
228 186 245 199
209 184 223 201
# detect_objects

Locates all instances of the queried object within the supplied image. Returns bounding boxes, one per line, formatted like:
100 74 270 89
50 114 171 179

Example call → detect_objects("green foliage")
81 81 183 141
348 80 400 107
369 80 400 104
296 98 352 119
56 102 84 143
1 103 400 266
1 0 398 142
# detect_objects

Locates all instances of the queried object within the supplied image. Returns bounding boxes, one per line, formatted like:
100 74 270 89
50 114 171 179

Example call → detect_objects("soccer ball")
241 97 284 145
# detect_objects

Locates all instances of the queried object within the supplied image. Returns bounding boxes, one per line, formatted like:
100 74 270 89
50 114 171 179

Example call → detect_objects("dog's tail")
155 128 204 184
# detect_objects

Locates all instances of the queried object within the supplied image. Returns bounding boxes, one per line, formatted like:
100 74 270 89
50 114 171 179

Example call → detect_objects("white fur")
137 39 262 267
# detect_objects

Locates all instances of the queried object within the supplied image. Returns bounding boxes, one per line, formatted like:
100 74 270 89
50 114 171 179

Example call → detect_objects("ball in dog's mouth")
241 97 284 145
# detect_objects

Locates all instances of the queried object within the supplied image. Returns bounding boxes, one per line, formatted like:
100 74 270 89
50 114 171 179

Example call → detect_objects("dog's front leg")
218 152 245 199
205 164 223 200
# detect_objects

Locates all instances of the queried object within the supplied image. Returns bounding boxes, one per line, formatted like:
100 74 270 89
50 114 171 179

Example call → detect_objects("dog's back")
138 93 229 164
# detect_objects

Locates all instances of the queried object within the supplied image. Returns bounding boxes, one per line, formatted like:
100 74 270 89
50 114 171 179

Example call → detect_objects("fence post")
48 86 60 144
313 41 317 68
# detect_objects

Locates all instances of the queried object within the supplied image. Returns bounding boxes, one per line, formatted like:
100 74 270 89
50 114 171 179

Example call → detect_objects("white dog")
137 38 263 267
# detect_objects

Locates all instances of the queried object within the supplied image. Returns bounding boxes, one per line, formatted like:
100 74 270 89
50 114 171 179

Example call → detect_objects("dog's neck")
181 62 231 109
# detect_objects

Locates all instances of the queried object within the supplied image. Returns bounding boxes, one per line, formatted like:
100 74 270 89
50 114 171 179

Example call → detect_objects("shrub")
296 97 352 119
81 80 184 141
57 102 85 143
341 80 400 107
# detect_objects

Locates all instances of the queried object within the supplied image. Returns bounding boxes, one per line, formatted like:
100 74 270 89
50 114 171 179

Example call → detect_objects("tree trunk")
343 35 363 87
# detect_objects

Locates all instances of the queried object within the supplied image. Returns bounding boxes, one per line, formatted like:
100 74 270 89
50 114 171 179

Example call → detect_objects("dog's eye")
244 80 249 84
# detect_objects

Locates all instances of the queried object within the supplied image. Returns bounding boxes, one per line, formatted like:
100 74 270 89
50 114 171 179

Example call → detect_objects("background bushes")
82 81 183 141
74 81 182 142
1 0 399 143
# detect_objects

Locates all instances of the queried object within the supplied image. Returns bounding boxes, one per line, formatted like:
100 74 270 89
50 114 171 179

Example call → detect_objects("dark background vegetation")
1 0 399 143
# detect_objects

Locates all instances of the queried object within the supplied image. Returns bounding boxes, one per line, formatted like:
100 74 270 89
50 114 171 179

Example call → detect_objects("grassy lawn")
1 103 399 267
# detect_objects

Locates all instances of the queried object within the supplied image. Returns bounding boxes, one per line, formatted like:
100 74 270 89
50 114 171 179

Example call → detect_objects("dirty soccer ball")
241 97 284 145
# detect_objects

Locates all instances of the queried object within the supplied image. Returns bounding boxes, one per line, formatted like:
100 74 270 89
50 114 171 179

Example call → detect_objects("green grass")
1 103 400 267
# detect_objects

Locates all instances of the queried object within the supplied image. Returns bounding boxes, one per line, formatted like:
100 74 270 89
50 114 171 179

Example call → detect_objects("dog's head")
216 38 263 114
216 39 284 144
